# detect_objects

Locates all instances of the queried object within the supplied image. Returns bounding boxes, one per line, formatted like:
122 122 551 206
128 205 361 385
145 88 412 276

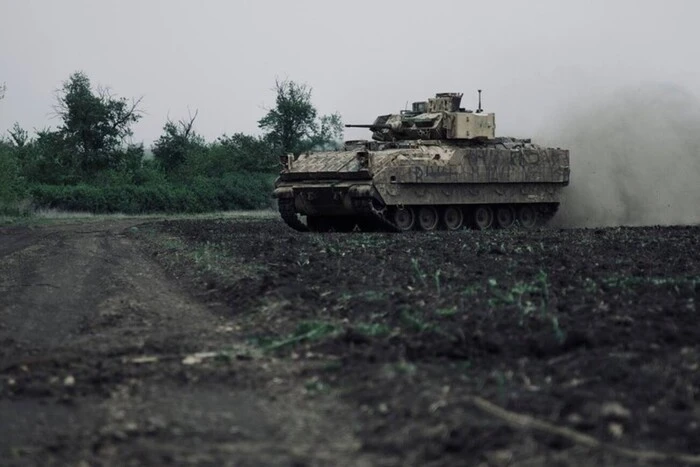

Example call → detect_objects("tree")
152 110 205 174
52 71 144 176
0 138 26 207
6 123 33 182
258 79 343 157
8 123 28 148
28 129 78 184
213 133 275 173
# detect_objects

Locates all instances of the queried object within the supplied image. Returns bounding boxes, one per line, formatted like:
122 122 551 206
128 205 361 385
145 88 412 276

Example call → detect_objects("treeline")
0 73 341 214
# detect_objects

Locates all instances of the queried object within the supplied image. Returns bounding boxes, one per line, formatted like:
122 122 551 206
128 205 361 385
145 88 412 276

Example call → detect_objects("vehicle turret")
345 92 496 142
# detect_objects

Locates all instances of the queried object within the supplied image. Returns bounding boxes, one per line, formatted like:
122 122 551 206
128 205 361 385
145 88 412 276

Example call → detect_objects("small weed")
304 377 330 394
513 245 535 254
462 284 482 296
362 290 386 301
192 242 228 272
487 279 539 318
160 237 186 251
488 270 565 344
456 361 472 374
339 290 386 303
213 352 234 363
411 258 428 287
400 310 436 333
583 277 598 293
435 306 458 317
311 236 342 255
410 259 446 295
537 270 565 344
494 370 508 405
263 321 339 351
550 315 565 343
602 275 700 290
320 360 344 372
395 361 417 375
383 361 418 379
247 335 274 347
355 322 391 338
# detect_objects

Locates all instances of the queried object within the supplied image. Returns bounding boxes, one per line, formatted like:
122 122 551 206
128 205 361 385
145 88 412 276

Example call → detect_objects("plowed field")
1 216 699 466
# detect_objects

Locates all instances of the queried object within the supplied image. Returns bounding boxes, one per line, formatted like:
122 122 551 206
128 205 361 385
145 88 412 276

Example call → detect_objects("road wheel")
417 206 439 231
442 206 465 231
517 205 539 229
393 207 416 231
473 205 494 230
536 203 559 226
495 205 516 229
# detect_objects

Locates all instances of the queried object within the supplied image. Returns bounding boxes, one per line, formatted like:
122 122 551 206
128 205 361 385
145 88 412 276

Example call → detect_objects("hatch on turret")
428 93 463 112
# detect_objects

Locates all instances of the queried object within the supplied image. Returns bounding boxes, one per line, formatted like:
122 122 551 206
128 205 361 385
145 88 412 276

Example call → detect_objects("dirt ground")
1 216 699 466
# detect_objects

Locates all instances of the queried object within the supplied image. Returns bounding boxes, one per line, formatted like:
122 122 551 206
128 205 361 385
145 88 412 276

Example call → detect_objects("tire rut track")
0 219 381 467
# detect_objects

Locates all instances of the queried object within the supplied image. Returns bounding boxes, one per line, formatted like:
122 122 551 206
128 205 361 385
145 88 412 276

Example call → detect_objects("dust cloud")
542 84 700 228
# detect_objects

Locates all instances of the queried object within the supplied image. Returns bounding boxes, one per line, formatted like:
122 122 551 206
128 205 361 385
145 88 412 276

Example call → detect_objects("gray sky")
2 0 700 145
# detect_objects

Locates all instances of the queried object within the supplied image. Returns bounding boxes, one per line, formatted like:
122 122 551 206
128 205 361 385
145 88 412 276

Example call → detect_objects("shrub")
0 143 28 213
28 172 275 214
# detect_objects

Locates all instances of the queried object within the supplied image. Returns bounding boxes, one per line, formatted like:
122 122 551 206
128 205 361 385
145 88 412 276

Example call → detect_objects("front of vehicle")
272 141 401 231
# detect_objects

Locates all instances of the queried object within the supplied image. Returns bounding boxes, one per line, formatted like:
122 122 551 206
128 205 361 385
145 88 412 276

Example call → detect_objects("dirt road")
0 220 375 466
1 217 700 466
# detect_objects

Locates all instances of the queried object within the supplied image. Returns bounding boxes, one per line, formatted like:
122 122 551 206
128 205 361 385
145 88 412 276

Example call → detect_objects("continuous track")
279 201 559 233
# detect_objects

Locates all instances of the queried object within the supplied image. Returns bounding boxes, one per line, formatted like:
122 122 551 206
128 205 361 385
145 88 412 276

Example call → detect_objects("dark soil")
1 216 699 466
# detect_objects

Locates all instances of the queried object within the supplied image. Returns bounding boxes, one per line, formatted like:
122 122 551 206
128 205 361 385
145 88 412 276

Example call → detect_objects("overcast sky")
2 0 699 145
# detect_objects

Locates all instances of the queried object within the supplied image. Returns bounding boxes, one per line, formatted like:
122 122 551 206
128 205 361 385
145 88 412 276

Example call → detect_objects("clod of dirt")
527 329 593 358
181 352 219 365
483 449 513 466
472 332 504 355
129 356 160 364
342 327 372 345
608 422 625 439
600 402 631 420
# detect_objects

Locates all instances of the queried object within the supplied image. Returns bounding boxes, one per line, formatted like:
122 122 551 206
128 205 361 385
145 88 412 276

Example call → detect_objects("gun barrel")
345 124 392 130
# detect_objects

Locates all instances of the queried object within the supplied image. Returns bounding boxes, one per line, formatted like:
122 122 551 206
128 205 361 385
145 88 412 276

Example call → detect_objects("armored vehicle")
273 92 570 232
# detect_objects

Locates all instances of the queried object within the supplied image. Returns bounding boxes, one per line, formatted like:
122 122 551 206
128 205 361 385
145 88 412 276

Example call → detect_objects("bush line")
28 173 276 214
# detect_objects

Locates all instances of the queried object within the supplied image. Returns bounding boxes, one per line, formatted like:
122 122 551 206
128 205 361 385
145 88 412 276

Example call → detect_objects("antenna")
476 89 483 114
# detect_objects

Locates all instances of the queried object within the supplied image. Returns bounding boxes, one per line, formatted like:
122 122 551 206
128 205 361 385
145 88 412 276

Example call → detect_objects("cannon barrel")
345 123 393 130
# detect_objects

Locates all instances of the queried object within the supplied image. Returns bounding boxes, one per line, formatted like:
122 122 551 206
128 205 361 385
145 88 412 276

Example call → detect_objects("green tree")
0 140 26 209
8 123 28 148
258 79 343 157
152 111 205 174
6 123 33 180
27 129 77 184
52 71 144 177
212 133 275 173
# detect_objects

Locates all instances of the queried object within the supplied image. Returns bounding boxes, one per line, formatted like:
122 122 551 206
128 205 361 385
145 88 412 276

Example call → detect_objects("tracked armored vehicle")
273 92 570 232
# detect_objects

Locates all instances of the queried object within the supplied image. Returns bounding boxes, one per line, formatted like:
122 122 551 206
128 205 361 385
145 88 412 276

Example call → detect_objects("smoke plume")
541 83 700 227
